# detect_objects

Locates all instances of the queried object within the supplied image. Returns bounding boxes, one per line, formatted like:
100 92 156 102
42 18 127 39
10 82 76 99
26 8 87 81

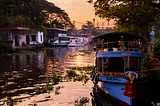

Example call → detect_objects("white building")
0 27 44 48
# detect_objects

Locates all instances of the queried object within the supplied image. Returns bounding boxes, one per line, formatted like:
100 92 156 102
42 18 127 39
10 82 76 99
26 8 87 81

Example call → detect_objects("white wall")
37 31 44 44
19 35 26 46
30 31 44 45
10 33 26 47
10 31 44 47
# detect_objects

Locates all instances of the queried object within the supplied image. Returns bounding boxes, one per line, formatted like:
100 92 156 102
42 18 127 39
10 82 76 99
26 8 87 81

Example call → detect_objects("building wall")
8 31 14 47
37 31 44 44
29 34 37 45
11 34 15 47
9 31 44 47
29 31 44 45
19 35 26 46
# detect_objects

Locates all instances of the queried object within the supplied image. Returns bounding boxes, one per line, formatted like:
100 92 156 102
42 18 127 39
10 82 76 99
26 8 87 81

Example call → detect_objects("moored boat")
44 38 70 47
45 28 70 47
90 32 152 106
68 36 88 47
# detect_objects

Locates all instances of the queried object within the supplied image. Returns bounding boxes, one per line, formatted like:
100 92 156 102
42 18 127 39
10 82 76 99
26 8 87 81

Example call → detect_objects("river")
0 46 95 106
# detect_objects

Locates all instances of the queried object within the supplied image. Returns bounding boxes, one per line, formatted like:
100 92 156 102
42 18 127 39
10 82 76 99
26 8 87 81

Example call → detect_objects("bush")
0 41 13 54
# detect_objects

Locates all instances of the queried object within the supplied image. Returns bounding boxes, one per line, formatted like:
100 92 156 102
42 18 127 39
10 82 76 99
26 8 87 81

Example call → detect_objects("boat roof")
47 28 67 32
93 32 146 42
97 51 145 58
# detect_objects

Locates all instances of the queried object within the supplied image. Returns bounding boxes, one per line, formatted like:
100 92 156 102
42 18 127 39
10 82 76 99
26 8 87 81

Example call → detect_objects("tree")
0 0 73 29
80 21 99 36
153 39 160 59
87 0 160 42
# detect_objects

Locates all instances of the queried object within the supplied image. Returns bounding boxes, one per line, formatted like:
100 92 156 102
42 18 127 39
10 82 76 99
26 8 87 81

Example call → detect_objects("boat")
44 28 70 47
44 36 70 47
90 32 152 106
44 39 70 47
68 36 88 47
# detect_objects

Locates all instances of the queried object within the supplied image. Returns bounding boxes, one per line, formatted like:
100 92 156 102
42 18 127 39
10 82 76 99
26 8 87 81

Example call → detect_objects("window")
96 58 102 72
129 58 142 71
103 58 110 72
109 58 124 72
31 35 36 41
124 58 143 71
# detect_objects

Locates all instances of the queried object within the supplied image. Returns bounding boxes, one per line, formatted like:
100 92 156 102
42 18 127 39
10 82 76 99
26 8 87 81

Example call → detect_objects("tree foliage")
88 0 160 41
0 0 73 29
80 21 100 36
153 39 160 59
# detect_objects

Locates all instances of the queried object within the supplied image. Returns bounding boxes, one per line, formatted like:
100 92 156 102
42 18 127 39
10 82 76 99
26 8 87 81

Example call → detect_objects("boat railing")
95 40 142 52
98 71 148 78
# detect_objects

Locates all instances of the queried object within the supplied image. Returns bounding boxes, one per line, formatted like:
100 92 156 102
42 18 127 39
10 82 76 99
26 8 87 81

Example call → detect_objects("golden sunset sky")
47 0 114 29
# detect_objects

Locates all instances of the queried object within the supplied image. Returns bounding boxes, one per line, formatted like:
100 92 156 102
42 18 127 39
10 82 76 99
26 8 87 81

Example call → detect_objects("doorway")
26 35 30 45
15 36 19 46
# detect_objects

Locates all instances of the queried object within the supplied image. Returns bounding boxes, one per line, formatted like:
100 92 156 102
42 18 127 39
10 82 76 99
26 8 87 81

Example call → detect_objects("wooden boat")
90 32 152 106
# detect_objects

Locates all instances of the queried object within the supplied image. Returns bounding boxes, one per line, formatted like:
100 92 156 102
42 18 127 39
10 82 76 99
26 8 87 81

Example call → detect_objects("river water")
0 46 95 106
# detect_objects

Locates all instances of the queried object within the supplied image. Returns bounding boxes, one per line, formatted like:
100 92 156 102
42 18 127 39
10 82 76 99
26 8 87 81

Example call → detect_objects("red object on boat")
123 81 136 98
151 58 158 62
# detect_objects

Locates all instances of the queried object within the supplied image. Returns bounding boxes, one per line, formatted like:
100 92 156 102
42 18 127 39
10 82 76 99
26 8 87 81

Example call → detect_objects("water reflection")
0 46 95 105
46 47 69 70
0 51 46 99
46 46 95 69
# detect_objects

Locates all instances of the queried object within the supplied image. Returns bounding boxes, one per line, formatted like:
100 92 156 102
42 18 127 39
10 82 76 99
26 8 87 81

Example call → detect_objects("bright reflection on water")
0 46 95 105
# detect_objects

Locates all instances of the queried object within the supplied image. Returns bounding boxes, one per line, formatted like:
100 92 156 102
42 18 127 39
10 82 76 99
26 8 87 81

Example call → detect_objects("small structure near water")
0 27 44 51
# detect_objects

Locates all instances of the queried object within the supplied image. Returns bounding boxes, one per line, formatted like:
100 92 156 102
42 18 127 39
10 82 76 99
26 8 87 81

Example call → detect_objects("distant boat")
90 32 153 106
44 37 70 47
68 36 88 47
45 28 70 47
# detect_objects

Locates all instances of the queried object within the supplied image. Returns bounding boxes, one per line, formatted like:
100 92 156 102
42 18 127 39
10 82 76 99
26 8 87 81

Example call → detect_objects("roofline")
0 27 29 31
47 28 67 32
97 51 146 58
94 32 137 39
93 31 147 41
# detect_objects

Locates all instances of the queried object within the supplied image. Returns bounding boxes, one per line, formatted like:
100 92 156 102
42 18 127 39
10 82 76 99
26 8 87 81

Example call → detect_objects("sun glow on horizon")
47 0 115 29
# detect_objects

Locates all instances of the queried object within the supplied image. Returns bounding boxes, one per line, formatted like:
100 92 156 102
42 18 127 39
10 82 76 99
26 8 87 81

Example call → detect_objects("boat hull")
68 43 84 47
96 85 129 106
97 76 133 105
44 42 68 47
94 75 150 106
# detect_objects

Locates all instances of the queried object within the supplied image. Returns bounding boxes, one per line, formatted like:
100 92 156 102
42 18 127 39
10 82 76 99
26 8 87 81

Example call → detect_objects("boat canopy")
97 51 145 58
93 32 146 42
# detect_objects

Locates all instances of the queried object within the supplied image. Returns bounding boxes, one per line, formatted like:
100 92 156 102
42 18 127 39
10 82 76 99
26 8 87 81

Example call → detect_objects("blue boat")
90 32 150 106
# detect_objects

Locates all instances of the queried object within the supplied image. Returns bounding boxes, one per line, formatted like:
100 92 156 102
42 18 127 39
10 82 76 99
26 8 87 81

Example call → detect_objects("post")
127 40 130 70
102 58 104 73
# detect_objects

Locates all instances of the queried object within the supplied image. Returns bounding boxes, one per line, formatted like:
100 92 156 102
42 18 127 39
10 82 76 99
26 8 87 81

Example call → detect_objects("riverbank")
0 45 44 56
